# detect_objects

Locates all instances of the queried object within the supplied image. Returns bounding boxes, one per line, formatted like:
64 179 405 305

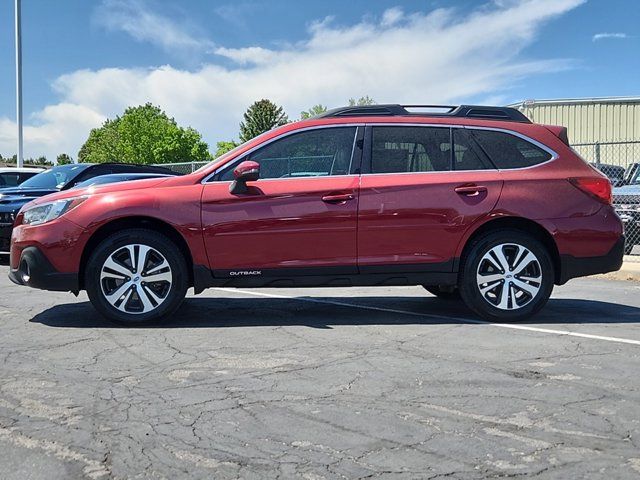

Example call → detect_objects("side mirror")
230 160 260 194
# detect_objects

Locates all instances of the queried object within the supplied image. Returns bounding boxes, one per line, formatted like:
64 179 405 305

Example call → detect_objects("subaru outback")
8 104 624 324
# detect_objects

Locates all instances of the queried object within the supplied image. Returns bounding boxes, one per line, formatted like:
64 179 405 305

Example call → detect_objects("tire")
423 285 461 300
85 229 189 325
458 230 554 322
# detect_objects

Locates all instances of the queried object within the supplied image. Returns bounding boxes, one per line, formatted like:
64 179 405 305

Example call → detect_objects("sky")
0 0 638 161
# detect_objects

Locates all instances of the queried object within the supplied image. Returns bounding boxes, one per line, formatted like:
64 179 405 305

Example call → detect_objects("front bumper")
558 235 625 284
9 246 79 292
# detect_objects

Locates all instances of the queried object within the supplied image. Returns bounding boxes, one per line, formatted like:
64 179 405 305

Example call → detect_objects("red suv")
9 105 624 324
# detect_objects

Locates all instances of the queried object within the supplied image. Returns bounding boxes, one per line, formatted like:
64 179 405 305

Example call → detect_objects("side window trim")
210 125 363 182
361 124 558 175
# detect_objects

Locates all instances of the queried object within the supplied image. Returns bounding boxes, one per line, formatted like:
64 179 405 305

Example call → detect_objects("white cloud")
381 7 404 27
94 0 213 52
214 46 278 66
592 32 628 42
0 0 585 160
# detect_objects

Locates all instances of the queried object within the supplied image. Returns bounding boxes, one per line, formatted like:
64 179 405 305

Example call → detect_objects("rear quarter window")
471 130 552 169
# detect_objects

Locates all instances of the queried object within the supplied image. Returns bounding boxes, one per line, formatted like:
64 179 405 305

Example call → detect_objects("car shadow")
29 296 640 329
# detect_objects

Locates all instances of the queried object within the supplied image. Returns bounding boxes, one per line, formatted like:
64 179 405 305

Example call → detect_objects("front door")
357 125 503 272
201 126 362 277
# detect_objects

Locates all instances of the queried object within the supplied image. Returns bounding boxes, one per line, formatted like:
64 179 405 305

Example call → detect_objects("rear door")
357 125 503 271
201 126 363 276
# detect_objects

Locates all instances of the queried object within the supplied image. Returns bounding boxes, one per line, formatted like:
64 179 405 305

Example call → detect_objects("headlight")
20 197 87 226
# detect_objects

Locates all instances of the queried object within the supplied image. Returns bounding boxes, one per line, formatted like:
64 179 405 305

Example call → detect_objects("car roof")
315 104 531 123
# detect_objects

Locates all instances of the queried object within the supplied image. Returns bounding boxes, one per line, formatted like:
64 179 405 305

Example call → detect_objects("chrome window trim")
361 123 558 176
201 122 560 183
201 124 361 184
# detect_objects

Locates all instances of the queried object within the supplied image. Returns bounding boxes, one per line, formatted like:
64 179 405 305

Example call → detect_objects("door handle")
322 193 355 204
454 185 487 196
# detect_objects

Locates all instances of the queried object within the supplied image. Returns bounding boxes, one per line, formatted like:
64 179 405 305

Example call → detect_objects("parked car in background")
591 163 625 187
8 104 624 324
613 162 640 254
0 163 175 253
72 173 177 190
0 167 45 188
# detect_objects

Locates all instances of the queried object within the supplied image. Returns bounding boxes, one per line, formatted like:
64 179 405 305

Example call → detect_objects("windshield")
18 165 87 190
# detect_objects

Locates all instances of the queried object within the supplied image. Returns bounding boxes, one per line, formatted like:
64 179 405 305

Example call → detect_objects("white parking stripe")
213 287 640 347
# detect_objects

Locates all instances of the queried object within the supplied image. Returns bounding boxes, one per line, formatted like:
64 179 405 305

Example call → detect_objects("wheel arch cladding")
458 217 561 284
79 216 194 290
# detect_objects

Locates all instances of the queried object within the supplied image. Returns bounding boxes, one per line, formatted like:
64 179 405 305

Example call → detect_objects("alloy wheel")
100 244 172 314
476 243 542 311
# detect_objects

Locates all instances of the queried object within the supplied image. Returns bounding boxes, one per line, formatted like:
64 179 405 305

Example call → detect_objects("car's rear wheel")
458 230 554 322
85 229 188 325
423 285 460 300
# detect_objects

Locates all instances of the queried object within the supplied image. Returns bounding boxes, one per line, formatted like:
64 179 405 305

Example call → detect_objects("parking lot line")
213 288 640 347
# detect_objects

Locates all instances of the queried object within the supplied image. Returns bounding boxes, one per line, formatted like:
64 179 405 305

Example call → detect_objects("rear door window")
470 130 552 169
371 126 451 173
451 129 492 171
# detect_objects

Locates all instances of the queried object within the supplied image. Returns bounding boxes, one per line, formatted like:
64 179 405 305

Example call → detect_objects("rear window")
471 130 552 169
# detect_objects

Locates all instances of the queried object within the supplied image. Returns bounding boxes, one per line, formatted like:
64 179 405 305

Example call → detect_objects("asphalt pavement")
1 260 640 479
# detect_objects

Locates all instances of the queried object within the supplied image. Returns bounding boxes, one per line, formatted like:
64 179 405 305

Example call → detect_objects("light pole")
15 0 23 168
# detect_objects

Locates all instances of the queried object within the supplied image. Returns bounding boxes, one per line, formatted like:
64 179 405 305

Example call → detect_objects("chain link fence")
157 142 640 256
572 141 640 255
156 161 210 175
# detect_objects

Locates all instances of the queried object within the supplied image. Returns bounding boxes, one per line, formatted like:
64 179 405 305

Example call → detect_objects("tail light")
568 177 612 205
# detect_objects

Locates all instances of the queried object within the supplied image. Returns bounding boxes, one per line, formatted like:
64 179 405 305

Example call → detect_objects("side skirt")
192 262 458 292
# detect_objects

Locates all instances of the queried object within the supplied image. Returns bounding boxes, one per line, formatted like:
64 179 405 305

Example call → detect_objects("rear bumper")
9 246 79 292
558 235 625 284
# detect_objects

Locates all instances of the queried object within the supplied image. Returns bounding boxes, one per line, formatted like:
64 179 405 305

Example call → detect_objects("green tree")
78 103 212 164
215 141 239 158
56 153 73 165
301 104 328 119
239 99 289 143
348 96 376 106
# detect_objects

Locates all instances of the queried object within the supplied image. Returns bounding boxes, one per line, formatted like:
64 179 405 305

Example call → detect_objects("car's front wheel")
458 230 554 322
85 229 188 325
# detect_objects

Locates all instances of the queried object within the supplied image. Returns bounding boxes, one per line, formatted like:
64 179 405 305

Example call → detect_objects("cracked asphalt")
1 261 640 479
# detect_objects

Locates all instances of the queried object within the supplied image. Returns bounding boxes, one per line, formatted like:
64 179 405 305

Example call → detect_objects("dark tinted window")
220 127 357 181
0 172 32 187
371 127 451 173
471 130 552 169
18 165 88 189
452 130 491 171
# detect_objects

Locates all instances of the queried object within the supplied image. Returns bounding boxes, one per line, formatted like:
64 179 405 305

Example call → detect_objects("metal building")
509 97 640 168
